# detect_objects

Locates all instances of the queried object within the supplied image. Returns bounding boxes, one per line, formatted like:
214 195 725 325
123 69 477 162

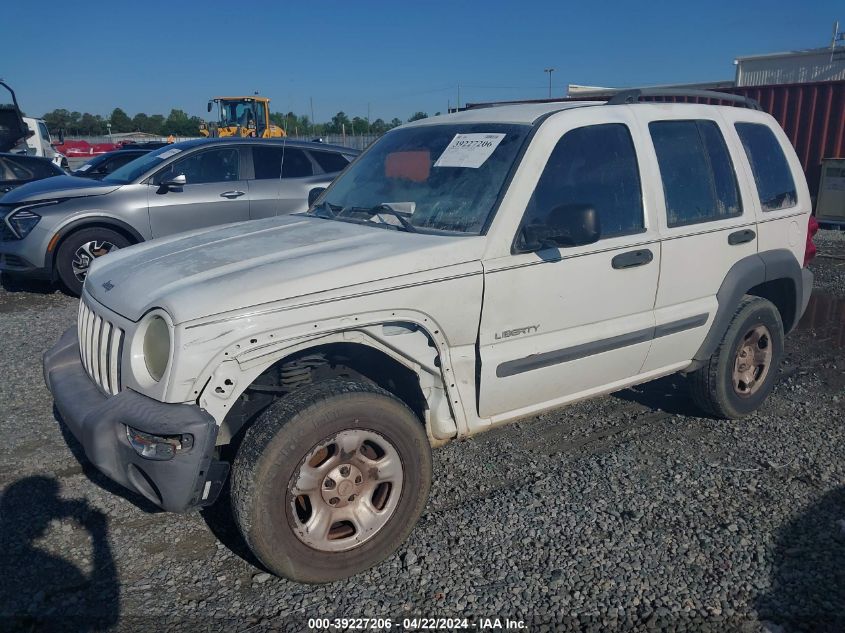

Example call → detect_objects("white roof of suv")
404 101 604 126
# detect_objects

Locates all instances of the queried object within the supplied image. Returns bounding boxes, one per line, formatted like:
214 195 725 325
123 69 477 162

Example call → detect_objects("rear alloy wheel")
231 379 432 583
55 227 130 296
731 324 773 397
689 296 784 418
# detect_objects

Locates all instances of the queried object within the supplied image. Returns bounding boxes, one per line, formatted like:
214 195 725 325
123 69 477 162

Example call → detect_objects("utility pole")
457 83 461 110
544 68 555 98
367 102 371 133
310 97 315 136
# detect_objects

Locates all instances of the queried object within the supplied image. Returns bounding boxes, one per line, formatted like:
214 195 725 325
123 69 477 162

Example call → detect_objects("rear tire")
55 227 130 296
231 379 432 583
688 296 784 419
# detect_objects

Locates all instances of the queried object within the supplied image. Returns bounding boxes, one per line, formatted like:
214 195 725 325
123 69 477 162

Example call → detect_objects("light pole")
544 68 555 99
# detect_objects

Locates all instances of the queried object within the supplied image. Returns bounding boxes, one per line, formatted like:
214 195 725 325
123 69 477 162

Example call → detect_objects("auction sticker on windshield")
434 133 505 168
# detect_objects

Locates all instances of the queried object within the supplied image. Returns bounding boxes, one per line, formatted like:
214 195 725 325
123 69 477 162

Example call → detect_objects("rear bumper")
43 326 228 512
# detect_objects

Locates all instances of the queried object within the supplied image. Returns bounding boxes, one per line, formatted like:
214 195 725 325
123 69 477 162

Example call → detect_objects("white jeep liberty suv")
44 89 814 583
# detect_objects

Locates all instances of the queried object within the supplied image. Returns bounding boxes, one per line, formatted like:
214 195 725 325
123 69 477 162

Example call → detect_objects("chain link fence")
60 132 381 151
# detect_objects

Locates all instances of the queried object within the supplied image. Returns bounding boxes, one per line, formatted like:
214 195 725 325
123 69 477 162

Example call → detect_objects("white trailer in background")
14 117 68 169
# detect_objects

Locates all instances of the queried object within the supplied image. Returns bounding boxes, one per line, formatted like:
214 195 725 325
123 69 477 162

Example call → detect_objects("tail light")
804 215 819 267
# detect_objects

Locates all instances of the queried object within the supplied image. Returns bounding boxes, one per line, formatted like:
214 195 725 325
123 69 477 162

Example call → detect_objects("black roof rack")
606 88 762 110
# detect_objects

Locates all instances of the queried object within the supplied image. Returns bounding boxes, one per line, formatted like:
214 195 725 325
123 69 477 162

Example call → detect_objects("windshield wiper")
311 200 341 218
362 203 418 233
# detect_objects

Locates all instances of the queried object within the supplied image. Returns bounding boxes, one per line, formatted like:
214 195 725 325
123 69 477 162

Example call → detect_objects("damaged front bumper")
43 326 228 512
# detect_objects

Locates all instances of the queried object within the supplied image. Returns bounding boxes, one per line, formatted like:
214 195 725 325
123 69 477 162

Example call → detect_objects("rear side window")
735 122 797 211
281 148 313 178
253 146 314 179
0 155 60 180
521 123 644 240
649 120 742 227
309 150 349 174
252 146 283 179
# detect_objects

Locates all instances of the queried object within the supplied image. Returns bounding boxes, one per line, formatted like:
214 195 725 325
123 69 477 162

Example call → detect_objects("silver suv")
0 138 357 294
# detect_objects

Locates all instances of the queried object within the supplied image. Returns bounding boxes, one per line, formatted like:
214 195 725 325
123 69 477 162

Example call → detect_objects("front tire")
231 379 432 583
688 296 784 419
55 227 130 296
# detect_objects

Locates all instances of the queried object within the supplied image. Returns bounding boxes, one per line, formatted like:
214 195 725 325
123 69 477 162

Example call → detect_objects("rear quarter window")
309 150 350 174
734 122 798 211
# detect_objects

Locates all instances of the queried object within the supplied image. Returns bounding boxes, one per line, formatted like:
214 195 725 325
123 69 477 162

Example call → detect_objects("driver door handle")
220 190 245 199
611 248 654 270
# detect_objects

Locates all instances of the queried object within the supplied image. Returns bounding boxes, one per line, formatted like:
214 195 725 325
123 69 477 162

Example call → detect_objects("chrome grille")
77 298 123 395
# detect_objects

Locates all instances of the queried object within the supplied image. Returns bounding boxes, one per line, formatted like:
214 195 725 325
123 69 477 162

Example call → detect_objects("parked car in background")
72 148 152 179
119 141 170 150
0 153 65 196
0 138 358 294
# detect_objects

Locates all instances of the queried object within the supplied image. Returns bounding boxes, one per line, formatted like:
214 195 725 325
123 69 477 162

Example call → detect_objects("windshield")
311 123 531 234
103 145 182 184
219 100 263 128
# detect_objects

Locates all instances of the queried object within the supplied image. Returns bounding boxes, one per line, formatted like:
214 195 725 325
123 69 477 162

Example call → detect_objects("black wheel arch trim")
46 217 145 278
690 249 806 367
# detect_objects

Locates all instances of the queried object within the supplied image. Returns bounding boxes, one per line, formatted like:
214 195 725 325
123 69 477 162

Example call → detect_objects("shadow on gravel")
612 374 702 416
54 408 161 514
0 476 120 632
200 479 265 571
0 273 58 295
756 485 845 633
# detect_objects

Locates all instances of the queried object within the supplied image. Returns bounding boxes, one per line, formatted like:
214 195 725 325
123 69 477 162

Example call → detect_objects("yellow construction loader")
199 96 285 138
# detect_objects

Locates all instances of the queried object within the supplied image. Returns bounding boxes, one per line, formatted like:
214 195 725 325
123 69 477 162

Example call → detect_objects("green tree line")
42 107 203 137
43 107 434 137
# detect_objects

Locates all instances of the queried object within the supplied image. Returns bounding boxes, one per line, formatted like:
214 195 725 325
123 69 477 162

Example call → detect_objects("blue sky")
3 0 842 123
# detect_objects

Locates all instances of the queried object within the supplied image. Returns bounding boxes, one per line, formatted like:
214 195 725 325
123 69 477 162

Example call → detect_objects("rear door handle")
611 248 654 270
728 229 756 245
220 190 245 199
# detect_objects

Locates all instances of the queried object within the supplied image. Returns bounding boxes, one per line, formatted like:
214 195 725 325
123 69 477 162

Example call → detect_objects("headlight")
126 426 193 460
5 200 62 239
7 209 41 238
143 315 171 382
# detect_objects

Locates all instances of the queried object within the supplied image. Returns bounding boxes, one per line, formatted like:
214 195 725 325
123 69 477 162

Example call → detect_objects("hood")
0 175 121 203
85 215 484 324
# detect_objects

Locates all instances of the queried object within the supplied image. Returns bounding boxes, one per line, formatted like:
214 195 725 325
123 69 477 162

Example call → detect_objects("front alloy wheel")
231 379 432 583
55 227 131 296
289 429 404 552
71 240 119 282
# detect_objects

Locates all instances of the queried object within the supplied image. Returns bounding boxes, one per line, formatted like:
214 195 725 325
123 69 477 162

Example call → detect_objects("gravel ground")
0 232 843 632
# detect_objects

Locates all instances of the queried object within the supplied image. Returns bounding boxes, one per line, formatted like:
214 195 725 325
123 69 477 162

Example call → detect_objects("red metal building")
466 80 845 201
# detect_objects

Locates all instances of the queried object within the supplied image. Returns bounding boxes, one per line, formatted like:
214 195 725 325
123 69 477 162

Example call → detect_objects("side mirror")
308 187 326 207
207 101 213 113
521 203 600 251
160 174 187 189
